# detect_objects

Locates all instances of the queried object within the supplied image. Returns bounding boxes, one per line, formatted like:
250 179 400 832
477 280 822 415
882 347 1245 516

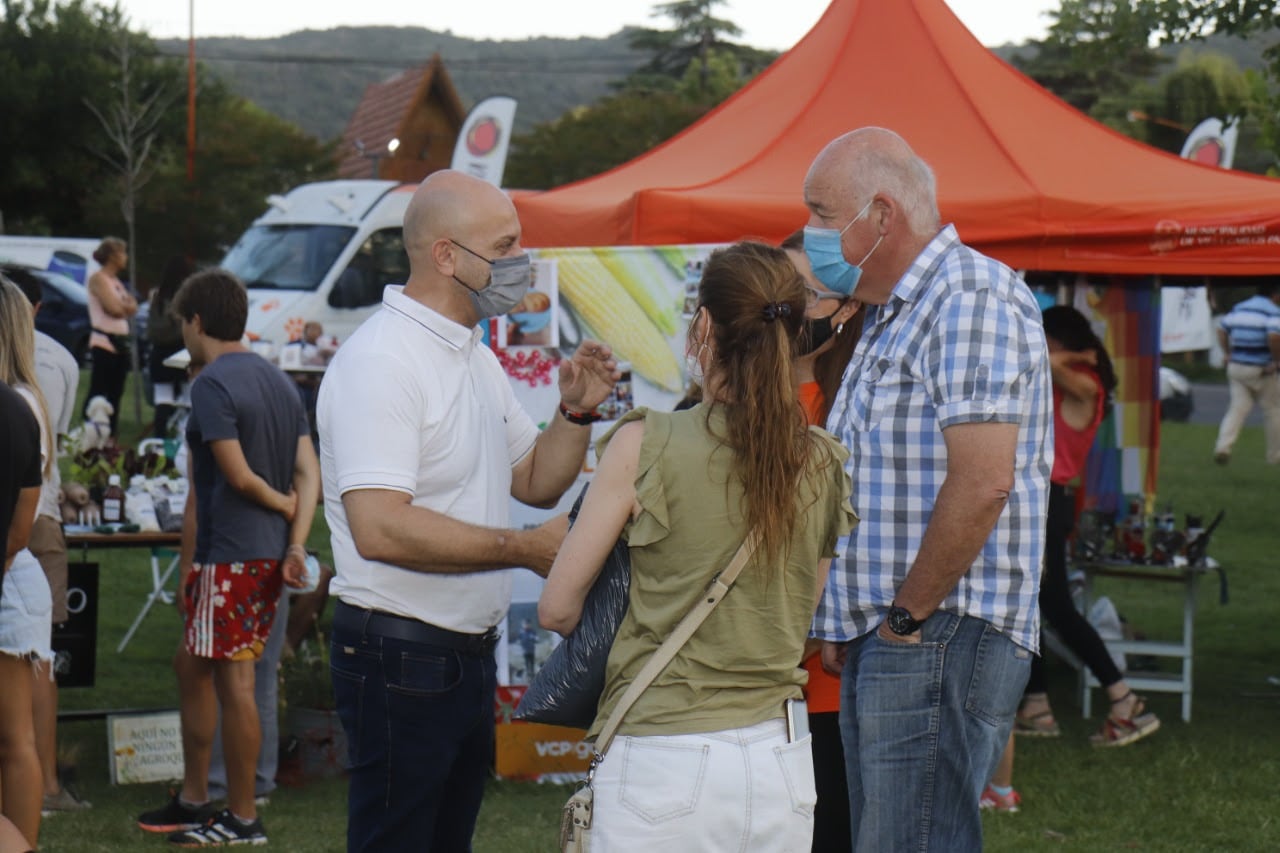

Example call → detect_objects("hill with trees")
155 28 651 141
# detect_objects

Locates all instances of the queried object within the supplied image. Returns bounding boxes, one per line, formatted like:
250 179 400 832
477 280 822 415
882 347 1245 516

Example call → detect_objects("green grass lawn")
39 372 1280 851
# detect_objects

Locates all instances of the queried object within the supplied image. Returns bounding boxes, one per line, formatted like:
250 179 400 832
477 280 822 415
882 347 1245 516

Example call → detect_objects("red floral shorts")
183 559 283 661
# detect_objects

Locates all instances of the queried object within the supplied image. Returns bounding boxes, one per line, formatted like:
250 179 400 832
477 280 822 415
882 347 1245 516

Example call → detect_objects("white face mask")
685 342 708 384
685 309 710 384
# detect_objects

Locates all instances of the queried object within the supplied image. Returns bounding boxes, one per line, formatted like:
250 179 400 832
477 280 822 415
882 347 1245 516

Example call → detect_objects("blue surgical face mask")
803 199 882 296
451 240 533 319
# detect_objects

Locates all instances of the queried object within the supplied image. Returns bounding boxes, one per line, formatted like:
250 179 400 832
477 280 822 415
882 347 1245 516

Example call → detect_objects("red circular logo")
466 117 501 157
1189 139 1225 167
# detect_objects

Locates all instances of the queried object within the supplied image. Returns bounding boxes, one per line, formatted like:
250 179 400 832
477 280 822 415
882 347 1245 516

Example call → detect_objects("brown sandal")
1014 709 1061 737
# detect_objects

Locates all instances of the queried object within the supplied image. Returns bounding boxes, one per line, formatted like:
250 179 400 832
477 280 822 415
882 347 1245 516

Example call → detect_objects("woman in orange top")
782 230 862 852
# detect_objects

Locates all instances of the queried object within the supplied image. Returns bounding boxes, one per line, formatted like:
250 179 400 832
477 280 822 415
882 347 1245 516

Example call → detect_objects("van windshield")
222 224 356 291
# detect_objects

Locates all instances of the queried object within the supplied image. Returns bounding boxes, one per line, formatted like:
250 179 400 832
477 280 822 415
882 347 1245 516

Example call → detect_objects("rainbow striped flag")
1079 282 1162 517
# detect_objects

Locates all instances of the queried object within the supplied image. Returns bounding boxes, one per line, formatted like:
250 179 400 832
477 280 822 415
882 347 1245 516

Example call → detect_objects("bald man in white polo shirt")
318 170 619 853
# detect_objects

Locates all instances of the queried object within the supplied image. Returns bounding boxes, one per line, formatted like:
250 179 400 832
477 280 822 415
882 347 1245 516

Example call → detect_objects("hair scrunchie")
761 302 792 322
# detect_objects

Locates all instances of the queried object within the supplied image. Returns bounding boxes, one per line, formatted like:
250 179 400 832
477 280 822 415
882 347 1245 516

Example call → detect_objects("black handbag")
515 483 631 730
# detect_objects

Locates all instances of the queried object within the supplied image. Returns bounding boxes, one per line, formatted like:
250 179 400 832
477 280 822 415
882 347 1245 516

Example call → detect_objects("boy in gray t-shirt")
137 269 320 847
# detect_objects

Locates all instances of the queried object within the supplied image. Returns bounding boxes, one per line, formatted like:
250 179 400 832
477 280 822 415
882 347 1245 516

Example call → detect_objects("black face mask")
801 314 835 355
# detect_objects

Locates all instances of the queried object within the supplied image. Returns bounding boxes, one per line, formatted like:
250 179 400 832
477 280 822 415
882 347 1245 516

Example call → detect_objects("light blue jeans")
839 611 1030 853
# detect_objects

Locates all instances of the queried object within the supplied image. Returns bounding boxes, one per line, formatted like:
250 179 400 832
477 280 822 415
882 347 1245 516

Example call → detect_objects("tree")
126 80 336 280
1 0 336 288
1013 0 1169 117
1136 53 1248 150
0 0 138 234
1143 0 1280 170
504 89 708 189
85 29 179 289
625 0 773 95
507 1 775 189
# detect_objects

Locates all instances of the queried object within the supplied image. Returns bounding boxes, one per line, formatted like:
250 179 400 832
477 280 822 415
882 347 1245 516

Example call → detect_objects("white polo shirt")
317 285 539 633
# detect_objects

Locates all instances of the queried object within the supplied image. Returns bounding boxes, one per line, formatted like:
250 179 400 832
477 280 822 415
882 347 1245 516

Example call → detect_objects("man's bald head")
399 169 524 323
403 169 516 260
807 128 940 236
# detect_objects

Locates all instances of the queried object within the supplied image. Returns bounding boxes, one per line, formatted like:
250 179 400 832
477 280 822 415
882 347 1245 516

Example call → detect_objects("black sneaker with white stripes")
168 808 268 847
138 792 216 833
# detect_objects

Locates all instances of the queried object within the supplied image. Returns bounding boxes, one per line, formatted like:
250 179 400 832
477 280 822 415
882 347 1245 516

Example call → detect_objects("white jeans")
1214 362 1280 464
589 718 815 852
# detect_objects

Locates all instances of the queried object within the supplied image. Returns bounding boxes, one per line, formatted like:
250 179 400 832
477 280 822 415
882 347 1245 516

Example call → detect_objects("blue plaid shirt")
814 226 1053 653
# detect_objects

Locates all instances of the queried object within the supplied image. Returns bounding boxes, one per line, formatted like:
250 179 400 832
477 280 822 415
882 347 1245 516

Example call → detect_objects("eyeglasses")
805 286 844 309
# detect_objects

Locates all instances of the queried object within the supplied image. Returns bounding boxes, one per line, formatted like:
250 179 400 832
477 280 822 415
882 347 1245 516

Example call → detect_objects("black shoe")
138 793 217 834
168 808 268 847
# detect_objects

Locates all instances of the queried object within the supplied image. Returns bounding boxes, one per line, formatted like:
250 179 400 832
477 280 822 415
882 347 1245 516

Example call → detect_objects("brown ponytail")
695 241 816 565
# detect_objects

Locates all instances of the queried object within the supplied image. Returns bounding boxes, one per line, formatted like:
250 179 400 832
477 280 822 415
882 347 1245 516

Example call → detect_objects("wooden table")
1045 557 1226 723
65 530 183 653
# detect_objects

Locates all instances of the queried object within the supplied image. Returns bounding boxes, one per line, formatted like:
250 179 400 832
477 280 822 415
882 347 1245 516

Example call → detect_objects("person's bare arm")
1048 350 1098 404
509 410 595 509
510 341 619 508
4 487 40 569
882 421 1020 643
538 422 641 635
208 439 297 520
88 273 137 318
1218 327 1231 363
178 458 197 615
280 436 321 588
1269 330 1280 363
342 489 568 577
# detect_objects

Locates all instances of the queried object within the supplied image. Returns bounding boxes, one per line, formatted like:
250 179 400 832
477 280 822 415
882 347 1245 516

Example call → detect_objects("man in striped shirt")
806 128 1053 852
1213 282 1280 465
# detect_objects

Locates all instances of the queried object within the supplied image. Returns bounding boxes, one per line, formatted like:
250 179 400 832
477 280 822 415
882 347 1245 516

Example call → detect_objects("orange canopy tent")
514 0 1280 275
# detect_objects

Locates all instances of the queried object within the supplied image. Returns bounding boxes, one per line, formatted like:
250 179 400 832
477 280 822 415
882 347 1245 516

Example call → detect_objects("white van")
221 180 416 349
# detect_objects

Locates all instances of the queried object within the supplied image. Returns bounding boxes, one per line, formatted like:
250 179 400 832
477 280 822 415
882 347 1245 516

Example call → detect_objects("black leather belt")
334 600 500 656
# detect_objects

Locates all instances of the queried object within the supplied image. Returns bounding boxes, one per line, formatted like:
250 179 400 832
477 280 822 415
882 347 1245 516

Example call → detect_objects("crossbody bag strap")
591 532 760 761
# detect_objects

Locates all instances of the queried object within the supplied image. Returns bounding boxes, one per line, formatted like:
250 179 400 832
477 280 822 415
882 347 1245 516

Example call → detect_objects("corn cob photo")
549 250 683 391
591 247 682 336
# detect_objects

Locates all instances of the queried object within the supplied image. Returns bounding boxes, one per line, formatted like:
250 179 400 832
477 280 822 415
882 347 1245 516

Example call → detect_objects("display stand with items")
1050 504 1226 723
61 439 186 653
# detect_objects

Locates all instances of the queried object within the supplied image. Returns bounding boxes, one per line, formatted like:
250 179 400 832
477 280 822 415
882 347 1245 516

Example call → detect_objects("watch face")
889 607 918 635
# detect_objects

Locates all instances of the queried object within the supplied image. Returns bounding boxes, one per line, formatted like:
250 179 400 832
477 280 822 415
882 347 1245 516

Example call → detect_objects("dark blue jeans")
839 612 1031 853
330 615 496 853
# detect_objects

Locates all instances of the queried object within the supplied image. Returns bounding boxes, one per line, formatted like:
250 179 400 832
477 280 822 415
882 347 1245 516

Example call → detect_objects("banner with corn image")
527 246 712 396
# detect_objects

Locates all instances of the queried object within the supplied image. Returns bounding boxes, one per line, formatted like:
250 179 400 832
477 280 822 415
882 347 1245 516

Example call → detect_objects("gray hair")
830 128 941 236
856 151 939 236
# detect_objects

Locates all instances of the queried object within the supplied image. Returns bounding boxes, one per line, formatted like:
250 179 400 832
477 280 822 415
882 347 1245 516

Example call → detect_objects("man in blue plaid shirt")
806 128 1053 851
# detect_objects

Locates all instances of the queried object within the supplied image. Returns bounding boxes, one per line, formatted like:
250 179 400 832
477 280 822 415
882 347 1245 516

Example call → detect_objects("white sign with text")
109 712 184 784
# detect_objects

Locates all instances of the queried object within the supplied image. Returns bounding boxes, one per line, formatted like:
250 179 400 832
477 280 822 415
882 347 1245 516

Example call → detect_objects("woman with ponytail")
781 229 863 851
540 241 855 849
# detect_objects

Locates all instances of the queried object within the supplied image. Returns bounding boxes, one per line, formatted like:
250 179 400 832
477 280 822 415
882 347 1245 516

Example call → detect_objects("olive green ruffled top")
586 403 856 741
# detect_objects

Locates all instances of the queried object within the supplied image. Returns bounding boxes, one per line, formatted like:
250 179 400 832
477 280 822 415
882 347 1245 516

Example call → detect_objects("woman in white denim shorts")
0 276 56 848
541 243 856 851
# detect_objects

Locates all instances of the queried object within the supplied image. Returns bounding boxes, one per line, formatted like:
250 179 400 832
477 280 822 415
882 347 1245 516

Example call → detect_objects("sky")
117 0 1059 50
